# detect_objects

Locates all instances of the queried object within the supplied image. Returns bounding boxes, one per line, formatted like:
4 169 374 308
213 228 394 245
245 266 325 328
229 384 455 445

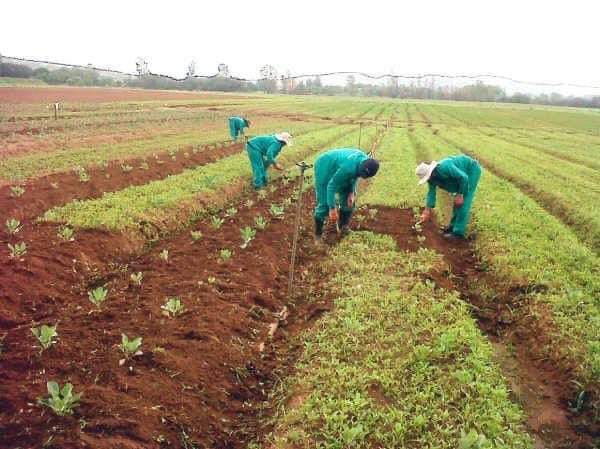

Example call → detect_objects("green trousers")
246 146 268 189
314 184 354 222
449 164 482 236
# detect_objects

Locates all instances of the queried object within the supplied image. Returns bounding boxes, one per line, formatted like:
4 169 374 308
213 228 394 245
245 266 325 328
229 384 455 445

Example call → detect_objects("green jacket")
426 155 479 208
247 135 285 166
315 148 368 208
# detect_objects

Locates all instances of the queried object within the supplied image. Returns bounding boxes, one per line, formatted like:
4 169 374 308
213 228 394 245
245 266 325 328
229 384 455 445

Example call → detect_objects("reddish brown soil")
363 206 598 449
0 87 250 104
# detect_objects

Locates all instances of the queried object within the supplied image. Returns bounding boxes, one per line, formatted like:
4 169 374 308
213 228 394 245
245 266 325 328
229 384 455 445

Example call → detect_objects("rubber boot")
314 218 325 244
338 211 352 236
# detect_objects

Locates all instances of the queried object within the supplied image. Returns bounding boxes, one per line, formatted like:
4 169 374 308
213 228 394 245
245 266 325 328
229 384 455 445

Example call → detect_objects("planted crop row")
1 118 326 181
412 126 600 390
43 125 375 232
268 232 532 448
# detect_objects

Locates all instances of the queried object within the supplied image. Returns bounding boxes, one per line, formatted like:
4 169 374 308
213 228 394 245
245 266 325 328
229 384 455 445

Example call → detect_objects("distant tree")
186 60 196 78
258 64 278 93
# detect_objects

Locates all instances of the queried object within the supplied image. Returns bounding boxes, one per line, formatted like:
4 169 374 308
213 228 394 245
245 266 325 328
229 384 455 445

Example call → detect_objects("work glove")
329 208 339 222
420 208 432 223
454 194 464 208
347 193 355 208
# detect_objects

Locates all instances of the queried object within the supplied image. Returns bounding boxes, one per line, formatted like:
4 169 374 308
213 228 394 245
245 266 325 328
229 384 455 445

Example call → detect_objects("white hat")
415 161 438 185
275 132 293 146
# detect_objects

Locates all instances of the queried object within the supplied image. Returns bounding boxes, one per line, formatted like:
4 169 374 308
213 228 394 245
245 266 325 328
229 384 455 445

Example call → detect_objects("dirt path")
364 206 598 449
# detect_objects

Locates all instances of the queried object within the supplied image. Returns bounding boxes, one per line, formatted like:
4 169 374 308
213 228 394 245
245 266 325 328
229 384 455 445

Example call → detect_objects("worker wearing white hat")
416 155 482 239
245 132 293 189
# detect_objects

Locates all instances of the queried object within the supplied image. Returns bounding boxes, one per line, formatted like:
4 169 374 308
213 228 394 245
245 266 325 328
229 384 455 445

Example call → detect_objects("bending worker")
416 154 482 240
228 116 251 141
313 148 380 242
246 132 293 189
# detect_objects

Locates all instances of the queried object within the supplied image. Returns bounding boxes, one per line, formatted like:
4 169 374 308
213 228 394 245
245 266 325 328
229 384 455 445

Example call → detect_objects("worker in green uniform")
313 148 380 242
246 132 293 189
228 116 251 141
416 155 482 239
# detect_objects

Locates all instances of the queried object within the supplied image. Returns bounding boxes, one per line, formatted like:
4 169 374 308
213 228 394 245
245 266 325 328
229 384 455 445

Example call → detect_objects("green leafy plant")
38 381 81 416
257 190 268 200
211 216 224 229
254 215 268 230
88 286 108 307
57 225 75 242
159 249 169 263
5 218 22 235
269 204 285 219
207 276 216 284
240 226 256 249
119 334 143 356
121 164 134 173
74 166 90 183
225 207 238 217
8 242 27 259
31 324 58 352
219 248 232 262
162 297 185 317
130 272 143 287
368 208 378 219
10 185 25 197
139 161 149 170
190 230 203 242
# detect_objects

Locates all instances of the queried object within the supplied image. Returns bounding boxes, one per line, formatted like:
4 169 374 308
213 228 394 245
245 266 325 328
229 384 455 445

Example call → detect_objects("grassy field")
0 87 598 449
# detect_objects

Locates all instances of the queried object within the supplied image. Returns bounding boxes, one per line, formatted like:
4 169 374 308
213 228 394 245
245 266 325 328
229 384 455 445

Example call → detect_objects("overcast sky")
2 0 599 95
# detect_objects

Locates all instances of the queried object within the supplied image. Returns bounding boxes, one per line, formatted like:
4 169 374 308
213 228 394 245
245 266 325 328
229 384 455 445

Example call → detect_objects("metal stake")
287 161 312 299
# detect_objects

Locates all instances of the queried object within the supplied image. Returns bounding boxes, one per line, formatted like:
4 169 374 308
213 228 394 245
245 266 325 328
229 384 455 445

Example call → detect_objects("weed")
31 324 58 352
5 218 22 235
88 286 108 308
38 381 81 416
162 297 185 317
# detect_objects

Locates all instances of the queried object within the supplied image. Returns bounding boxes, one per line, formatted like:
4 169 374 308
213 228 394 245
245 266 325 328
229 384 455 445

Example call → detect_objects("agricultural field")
0 86 598 449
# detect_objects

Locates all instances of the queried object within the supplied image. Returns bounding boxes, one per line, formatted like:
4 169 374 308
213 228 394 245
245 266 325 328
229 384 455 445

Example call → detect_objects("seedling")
219 248 233 262
162 297 185 317
5 218 22 235
119 334 143 357
240 226 256 249
31 324 58 352
88 286 108 307
225 207 238 217
38 381 81 416
159 249 169 263
8 242 27 259
268 185 277 194
257 190 268 200
10 186 25 197
254 215 268 230
211 216 224 229
130 272 143 286
368 208 378 219
57 225 75 242
207 276 216 284
284 197 293 206
121 164 133 173
269 204 285 219
74 166 89 183
139 161 149 170
245 199 255 208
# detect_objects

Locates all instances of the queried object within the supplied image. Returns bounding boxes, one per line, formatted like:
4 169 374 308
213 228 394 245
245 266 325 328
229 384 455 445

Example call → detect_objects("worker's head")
358 158 379 178
415 161 438 185
244 119 251 127
275 132 293 146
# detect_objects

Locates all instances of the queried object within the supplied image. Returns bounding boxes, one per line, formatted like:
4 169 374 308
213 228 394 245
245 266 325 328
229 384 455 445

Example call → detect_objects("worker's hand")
347 193 355 208
420 208 432 223
454 194 464 208
329 208 339 222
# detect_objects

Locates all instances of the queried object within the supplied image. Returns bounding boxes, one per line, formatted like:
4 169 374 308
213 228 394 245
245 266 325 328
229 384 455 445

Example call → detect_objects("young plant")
57 225 75 242
159 249 169 263
130 271 143 287
219 248 233 262
74 166 90 183
225 207 238 217
121 164 134 173
240 226 256 249
257 190 268 200
211 216 224 229
254 215 268 230
31 324 58 352
8 242 27 259
245 199 255 208
5 218 22 235
161 297 185 317
119 334 143 357
10 186 25 197
190 230 203 242
88 286 108 308
368 208 378 220
269 203 285 219
38 381 81 416
139 161 150 170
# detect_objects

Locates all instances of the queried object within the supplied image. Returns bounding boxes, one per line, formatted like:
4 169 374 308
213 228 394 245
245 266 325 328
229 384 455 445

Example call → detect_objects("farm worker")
416 155 482 240
246 132 293 189
313 148 380 242
228 116 251 141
